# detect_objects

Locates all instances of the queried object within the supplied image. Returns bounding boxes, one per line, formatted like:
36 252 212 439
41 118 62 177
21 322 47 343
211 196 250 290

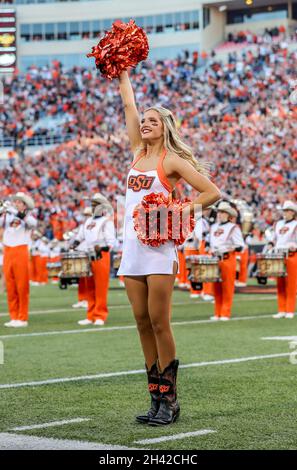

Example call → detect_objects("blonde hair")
138 106 210 176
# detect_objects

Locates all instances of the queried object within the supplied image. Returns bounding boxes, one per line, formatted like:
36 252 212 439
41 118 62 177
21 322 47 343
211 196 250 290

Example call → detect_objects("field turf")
0 280 296 450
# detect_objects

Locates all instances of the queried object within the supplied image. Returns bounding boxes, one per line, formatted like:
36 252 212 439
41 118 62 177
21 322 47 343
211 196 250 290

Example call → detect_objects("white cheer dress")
117 149 179 276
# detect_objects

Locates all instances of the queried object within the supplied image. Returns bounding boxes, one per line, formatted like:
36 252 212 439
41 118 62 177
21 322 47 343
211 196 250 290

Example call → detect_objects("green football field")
0 280 296 450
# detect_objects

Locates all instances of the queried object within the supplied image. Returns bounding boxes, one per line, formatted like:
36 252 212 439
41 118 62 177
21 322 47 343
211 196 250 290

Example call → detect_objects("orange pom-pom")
87 19 149 79
133 192 195 247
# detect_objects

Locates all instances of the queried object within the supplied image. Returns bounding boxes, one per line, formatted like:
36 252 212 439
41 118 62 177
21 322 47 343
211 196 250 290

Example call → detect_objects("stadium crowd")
226 24 288 44
0 30 296 238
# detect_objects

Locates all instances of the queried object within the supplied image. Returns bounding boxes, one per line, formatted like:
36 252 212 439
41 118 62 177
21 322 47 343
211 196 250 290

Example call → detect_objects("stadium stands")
0 30 296 236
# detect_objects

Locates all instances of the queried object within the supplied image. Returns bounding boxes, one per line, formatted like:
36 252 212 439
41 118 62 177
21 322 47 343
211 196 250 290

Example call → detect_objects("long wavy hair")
137 106 210 176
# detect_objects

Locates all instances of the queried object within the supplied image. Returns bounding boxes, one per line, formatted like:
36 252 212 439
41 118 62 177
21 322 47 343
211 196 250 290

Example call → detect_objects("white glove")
2 201 18 215
6 206 19 216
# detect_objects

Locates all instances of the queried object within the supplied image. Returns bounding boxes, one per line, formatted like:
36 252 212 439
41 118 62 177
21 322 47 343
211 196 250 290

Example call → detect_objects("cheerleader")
116 70 221 426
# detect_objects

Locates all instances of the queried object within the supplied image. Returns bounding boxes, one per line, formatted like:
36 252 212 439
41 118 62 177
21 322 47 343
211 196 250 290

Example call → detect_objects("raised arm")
118 71 142 153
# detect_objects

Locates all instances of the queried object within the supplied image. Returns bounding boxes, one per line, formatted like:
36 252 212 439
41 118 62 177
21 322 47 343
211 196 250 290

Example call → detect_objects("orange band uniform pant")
177 250 187 285
213 251 236 318
238 247 249 283
277 252 297 313
3 245 30 321
78 277 88 302
86 251 110 322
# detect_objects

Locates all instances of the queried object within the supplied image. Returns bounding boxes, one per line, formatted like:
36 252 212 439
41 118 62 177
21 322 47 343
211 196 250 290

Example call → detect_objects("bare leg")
147 271 177 371
124 275 158 369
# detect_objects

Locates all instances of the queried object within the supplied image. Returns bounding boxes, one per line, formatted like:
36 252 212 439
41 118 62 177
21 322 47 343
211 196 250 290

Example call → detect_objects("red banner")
0 8 16 73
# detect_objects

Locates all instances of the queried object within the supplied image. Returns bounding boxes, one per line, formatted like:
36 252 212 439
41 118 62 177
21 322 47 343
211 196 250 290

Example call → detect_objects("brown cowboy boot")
148 359 180 426
136 362 160 423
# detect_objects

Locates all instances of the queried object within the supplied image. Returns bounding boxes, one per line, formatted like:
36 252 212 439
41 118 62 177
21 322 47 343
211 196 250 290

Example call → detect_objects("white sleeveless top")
117 149 179 276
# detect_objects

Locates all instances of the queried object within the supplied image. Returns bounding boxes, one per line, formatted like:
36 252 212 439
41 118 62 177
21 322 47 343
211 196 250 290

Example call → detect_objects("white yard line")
0 352 290 390
0 314 273 340
0 296 277 318
262 336 297 341
0 433 136 450
10 418 90 432
0 324 137 339
134 430 216 445
180 352 290 368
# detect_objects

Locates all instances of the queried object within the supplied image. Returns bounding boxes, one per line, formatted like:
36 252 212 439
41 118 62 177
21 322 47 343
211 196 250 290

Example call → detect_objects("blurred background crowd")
0 27 296 240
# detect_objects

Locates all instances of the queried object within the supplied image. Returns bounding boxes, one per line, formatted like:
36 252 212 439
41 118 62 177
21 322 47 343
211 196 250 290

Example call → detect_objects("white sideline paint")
0 433 136 450
0 296 277 318
262 336 297 341
0 314 273 340
0 352 290 390
134 429 216 445
10 418 90 431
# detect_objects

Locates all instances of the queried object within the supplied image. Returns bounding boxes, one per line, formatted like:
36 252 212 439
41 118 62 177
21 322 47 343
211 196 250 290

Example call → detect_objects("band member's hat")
217 201 237 218
12 192 34 210
91 193 109 206
282 201 297 213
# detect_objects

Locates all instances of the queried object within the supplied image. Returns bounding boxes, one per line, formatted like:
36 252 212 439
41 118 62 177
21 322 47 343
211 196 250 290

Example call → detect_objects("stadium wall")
14 0 203 70
201 7 226 50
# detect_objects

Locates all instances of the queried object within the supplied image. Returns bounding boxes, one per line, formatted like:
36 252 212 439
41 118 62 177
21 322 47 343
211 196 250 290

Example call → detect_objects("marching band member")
0 192 37 327
73 193 116 326
30 229 42 286
272 201 297 319
210 201 244 321
72 207 92 309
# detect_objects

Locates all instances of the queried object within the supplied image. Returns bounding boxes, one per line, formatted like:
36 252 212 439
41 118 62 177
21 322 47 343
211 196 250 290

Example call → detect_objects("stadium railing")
0 133 75 149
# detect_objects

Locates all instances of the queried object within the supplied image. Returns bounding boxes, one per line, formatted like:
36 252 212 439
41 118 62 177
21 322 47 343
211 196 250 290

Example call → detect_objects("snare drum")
60 251 90 278
256 253 286 278
186 255 221 283
47 262 62 278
